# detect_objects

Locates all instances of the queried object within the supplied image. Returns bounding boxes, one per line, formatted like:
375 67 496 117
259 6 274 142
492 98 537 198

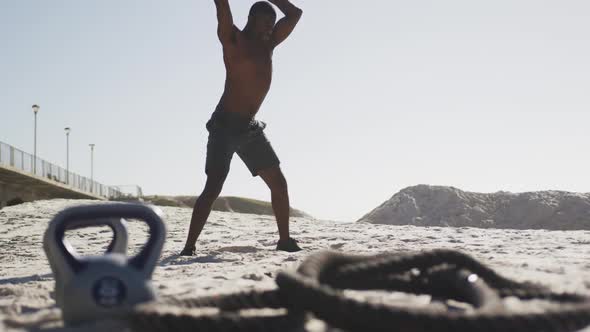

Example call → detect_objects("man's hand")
269 0 302 48
268 0 285 5
269 0 301 16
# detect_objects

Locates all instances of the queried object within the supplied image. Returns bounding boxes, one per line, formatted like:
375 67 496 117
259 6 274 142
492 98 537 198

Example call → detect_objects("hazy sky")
1 1 589 221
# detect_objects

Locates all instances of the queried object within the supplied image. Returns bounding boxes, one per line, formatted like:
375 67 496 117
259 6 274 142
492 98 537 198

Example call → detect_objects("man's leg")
181 170 228 255
238 128 301 251
258 166 290 241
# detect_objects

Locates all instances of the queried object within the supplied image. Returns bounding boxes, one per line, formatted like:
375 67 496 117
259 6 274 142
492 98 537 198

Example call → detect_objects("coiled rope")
128 249 590 332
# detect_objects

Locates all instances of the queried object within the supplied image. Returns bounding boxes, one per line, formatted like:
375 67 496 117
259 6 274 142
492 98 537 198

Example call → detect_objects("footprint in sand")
217 246 259 253
256 240 274 246
242 273 264 281
330 243 345 249
401 238 421 243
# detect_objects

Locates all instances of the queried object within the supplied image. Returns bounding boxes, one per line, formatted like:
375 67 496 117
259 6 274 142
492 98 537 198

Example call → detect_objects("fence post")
9 146 14 167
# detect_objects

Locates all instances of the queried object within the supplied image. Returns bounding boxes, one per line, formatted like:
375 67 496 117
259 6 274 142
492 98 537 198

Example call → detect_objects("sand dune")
139 195 312 218
1 199 589 331
359 185 590 230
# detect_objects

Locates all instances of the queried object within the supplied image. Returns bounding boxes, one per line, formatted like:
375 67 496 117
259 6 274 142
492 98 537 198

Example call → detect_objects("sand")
359 185 590 230
1 199 589 331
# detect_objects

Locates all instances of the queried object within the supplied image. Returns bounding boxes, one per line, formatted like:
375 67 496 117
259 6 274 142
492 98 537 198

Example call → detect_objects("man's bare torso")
218 31 273 118
213 0 302 118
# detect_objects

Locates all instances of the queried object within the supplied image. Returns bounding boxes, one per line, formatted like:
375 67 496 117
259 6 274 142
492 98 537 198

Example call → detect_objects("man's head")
247 1 277 41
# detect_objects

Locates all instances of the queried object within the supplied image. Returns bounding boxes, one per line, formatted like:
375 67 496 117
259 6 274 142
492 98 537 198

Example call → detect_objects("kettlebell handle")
50 204 165 277
65 218 128 254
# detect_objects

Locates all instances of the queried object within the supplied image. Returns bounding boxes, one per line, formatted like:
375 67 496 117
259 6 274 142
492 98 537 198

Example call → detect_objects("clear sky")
1 1 589 221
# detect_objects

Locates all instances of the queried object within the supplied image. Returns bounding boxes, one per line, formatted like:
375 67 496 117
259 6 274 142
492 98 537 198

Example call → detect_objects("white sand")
1 199 589 331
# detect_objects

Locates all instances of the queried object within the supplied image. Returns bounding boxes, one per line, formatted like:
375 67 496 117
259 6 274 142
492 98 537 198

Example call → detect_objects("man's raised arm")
269 0 302 48
214 0 236 44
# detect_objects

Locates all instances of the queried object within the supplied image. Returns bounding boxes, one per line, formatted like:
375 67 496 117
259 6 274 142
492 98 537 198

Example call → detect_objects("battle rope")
128 249 590 332
130 290 301 332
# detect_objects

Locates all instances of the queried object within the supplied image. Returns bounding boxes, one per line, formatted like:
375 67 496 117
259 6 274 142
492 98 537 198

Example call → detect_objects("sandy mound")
139 195 312 218
358 185 590 230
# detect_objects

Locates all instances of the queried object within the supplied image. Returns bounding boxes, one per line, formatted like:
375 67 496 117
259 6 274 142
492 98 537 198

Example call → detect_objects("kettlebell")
43 204 166 325
50 217 129 307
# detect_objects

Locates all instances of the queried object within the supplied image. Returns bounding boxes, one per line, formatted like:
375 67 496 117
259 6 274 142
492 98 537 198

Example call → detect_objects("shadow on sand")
0 273 53 285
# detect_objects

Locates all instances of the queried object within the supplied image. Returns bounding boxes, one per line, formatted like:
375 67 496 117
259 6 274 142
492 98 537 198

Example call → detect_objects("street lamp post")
64 127 71 184
89 144 95 193
32 105 40 174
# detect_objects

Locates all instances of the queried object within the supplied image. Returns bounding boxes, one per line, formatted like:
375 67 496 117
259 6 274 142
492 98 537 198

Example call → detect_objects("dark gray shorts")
205 110 280 177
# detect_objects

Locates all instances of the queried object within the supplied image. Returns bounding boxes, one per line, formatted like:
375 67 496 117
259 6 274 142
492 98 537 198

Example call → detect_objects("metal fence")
110 185 144 200
0 140 124 199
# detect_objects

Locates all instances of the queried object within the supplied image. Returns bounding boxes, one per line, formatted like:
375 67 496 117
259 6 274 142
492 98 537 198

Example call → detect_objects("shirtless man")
181 0 303 255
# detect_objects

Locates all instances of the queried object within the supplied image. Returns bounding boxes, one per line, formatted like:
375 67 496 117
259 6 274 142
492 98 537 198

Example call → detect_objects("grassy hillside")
139 195 312 218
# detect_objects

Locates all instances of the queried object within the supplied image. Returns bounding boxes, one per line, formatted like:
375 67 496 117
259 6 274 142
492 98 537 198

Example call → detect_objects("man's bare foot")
276 237 302 252
179 246 196 256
